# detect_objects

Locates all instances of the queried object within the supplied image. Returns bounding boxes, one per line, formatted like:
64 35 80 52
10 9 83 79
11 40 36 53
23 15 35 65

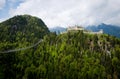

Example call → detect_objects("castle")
67 26 84 31
61 25 103 34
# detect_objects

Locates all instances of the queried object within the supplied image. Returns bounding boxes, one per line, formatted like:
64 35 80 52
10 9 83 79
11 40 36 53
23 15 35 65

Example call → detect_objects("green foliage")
1 15 120 79
0 15 49 44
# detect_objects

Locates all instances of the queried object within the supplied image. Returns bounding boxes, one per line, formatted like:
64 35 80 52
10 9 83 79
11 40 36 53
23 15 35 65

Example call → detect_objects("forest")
0 15 120 79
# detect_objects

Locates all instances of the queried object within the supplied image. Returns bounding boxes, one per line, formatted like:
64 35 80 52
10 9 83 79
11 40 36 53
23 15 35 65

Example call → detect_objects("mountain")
49 26 66 34
0 15 50 53
0 15 49 43
0 16 120 79
86 23 120 38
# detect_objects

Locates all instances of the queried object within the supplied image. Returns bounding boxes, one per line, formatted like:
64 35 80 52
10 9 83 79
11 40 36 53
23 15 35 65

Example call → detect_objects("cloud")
9 0 120 28
0 0 6 10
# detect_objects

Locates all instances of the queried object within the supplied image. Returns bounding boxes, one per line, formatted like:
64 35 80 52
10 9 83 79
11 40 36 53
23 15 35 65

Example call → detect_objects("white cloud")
0 0 6 10
9 0 120 28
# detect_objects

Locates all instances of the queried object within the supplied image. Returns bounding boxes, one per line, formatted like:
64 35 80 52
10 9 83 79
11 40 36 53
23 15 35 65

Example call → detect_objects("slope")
0 15 50 52
1 30 120 79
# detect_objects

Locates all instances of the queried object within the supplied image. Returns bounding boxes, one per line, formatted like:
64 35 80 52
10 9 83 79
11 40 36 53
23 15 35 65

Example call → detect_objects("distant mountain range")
49 23 120 38
49 26 66 34
86 23 120 38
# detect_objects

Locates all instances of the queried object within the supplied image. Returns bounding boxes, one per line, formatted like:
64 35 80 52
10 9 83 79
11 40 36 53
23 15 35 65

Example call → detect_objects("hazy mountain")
86 23 120 38
49 26 66 34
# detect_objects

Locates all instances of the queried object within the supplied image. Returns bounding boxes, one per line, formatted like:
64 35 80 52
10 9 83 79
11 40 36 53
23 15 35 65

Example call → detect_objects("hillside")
86 23 120 38
0 15 49 52
0 16 120 79
0 15 49 42
1 31 120 79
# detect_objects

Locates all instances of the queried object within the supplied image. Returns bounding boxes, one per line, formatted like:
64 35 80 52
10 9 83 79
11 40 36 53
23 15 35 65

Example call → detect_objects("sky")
0 0 120 28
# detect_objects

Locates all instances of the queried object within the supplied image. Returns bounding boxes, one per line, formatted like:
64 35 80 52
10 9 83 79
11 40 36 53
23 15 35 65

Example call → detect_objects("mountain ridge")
0 15 50 42
86 23 120 38
49 24 120 38
0 15 50 52
49 26 66 34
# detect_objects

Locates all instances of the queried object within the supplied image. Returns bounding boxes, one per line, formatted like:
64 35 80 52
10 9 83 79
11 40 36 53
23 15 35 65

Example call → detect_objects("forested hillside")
0 15 50 79
0 15 49 52
0 15 49 41
0 15 120 79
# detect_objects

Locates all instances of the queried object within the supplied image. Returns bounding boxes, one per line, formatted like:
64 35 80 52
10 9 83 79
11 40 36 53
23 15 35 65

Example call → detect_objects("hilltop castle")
67 26 84 31
61 25 103 34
